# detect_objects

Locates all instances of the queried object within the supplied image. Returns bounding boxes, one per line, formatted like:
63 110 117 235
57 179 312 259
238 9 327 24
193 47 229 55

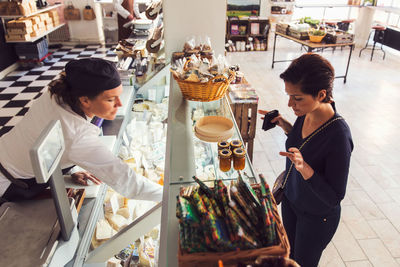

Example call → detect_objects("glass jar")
219 149 232 172
230 140 242 151
218 141 230 151
233 148 246 171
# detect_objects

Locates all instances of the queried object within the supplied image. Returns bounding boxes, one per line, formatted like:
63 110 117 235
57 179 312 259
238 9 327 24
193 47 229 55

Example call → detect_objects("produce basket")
308 33 326 43
177 182 290 267
308 29 327 43
171 59 235 102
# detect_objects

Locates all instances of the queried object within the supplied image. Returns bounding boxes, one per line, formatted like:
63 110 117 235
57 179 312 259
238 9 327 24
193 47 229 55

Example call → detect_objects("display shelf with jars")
225 17 270 52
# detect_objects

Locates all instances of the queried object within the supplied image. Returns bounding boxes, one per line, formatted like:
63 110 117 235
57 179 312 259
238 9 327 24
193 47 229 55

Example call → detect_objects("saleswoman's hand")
279 147 314 180
71 171 102 186
258 110 293 134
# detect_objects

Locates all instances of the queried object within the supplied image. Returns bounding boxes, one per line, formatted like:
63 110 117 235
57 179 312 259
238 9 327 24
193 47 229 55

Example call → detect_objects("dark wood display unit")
226 17 270 51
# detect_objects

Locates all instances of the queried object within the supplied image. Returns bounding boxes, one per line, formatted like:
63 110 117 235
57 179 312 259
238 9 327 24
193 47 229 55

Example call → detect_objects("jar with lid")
233 148 246 170
218 141 230 151
230 140 242 151
219 149 232 172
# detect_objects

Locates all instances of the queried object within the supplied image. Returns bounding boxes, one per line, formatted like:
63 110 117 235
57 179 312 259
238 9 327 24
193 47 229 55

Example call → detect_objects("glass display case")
65 70 257 266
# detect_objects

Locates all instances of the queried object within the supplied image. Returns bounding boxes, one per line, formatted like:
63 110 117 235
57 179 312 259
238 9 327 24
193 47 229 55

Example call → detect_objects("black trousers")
1 166 75 203
281 195 340 267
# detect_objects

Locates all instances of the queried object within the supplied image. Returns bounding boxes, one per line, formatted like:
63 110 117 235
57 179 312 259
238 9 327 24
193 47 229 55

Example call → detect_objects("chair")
359 25 386 61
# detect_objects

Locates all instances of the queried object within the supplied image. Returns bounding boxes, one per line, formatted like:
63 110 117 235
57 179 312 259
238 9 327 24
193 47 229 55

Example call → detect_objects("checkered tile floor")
0 44 117 137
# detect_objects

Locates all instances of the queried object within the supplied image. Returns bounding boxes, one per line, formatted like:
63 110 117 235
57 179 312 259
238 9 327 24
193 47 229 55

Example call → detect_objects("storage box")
52 18 60 26
47 10 59 18
6 33 31 42
276 23 289 35
15 38 48 59
7 26 33 35
178 192 289 267
288 28 309 40
325 31 354 44
29 16 41 25
7 19 32 28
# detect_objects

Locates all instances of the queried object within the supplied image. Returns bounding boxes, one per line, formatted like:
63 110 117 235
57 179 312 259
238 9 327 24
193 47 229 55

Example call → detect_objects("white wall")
163 0 227 60
67 0 105 43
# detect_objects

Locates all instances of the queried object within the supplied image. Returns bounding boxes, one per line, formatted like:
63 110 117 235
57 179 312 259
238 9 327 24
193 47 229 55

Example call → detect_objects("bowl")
308 33 326 43
194 116 234 142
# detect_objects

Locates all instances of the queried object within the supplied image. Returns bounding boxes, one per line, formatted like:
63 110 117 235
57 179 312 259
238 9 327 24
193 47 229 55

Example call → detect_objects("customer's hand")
258 109 293 134
71 171 102 186
280 147 314 180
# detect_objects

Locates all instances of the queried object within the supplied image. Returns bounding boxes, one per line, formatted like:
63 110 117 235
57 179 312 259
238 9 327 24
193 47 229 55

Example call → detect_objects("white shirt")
113 0 144 19
0 90 162 202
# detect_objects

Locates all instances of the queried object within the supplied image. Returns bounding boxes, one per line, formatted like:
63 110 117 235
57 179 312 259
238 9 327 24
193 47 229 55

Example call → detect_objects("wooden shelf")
6 23 65 43
0 4 63 19
228 34 247 38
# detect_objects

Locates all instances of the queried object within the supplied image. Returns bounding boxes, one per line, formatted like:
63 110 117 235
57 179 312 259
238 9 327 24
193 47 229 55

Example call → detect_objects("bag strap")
0 163 28 189
281 116 344 189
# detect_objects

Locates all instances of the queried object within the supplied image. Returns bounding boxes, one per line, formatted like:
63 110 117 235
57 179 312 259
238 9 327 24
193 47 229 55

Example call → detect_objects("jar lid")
219 148 232 158
233 148 246 157
218 141 230 148
230 140 242 147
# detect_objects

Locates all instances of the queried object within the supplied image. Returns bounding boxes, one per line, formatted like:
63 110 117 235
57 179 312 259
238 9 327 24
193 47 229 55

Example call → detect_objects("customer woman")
0 58 162 203
259 53 353 267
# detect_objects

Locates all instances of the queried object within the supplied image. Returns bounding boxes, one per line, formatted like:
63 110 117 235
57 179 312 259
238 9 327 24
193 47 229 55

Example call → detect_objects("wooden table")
272 32 355 83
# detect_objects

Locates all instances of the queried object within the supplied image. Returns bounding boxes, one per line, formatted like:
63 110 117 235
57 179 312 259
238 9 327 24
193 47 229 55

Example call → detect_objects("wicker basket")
171 63 235 102
177 187 290 267
308 33 326 43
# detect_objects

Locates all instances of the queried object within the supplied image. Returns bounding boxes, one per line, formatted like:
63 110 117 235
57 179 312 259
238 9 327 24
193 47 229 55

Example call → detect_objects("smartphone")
262 110 279 131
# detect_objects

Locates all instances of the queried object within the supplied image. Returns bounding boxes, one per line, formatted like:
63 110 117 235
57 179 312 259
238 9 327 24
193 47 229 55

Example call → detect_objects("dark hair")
48 72 100 118
279 53 334 103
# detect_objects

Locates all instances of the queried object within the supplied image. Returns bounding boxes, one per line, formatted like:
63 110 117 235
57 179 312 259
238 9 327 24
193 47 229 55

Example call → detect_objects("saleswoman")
259 53 353 267
0 58 162 203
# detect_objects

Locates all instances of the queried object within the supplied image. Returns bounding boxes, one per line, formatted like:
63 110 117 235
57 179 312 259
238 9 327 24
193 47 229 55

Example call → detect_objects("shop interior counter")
65 69 257 266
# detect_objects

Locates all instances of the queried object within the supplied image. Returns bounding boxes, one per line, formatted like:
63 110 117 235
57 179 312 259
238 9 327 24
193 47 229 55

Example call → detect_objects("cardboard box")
8 19 33 28
44 18 53 25
28 0 37 13
6 33 32 42
31 28 45 38
18 3 31 16
52 18 60 26
37 21 45 29
39 13 49 21
45 24 53 32
28 16 41 25
7 26 33 35
47 10 59 18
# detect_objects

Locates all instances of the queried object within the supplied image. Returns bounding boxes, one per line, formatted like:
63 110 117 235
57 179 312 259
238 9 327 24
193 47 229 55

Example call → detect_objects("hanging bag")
272 117 344 205
63 2 81 20
83 5 96 21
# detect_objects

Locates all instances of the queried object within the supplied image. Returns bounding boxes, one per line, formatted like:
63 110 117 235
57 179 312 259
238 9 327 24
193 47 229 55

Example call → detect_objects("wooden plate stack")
194 116 234 142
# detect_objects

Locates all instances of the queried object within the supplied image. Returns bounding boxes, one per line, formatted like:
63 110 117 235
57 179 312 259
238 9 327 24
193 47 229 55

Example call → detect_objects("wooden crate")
178 194 290 267
228 93 258 162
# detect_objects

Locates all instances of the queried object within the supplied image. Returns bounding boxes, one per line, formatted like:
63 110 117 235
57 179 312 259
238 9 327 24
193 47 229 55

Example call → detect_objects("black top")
284 105 353 215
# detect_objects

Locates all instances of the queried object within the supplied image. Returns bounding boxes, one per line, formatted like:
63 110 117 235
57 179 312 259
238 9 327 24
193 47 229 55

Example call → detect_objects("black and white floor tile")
0 44 117 137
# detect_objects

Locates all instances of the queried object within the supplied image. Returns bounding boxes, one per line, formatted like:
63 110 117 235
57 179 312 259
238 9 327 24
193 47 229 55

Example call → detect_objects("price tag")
148 88 156 102
164 85 169 97
110 194 119 215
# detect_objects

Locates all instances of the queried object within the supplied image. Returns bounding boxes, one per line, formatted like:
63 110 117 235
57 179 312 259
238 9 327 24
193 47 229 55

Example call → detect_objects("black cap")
65 58 121 96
